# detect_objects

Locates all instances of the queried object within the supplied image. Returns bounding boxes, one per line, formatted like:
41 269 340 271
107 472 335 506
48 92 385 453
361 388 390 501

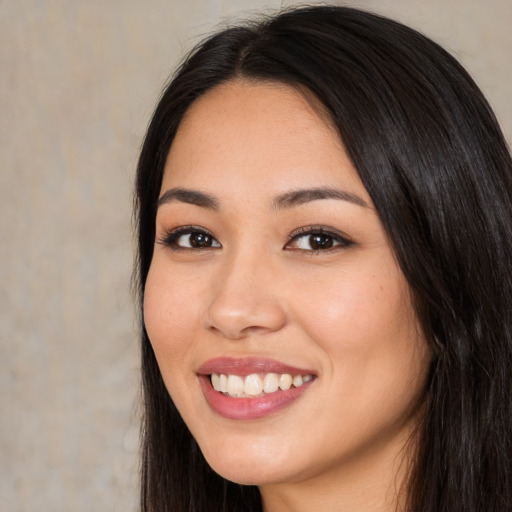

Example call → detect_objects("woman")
134 5 512 511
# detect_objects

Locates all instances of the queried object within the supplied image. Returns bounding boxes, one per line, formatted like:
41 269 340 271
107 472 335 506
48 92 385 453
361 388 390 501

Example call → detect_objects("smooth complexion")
144 81 431 512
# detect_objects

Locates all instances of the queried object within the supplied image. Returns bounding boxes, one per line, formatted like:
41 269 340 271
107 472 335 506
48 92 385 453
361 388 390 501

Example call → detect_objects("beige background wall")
1 1 510 510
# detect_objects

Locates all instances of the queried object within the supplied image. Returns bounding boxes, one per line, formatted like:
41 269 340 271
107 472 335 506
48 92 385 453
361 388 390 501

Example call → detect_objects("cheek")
297 271 429 442
294 268 401 348
293 263 425 389
143 263 202 369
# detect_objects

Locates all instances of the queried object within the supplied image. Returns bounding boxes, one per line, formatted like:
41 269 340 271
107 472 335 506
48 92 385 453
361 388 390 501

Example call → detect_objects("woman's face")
144 81 431 492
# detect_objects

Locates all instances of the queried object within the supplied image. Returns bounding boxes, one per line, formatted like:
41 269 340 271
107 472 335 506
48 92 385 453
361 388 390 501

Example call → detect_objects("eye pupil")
190 232 212 247
310 234 333 250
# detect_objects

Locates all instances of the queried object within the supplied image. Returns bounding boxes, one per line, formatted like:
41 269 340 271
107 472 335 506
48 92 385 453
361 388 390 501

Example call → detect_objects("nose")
203 250 287 340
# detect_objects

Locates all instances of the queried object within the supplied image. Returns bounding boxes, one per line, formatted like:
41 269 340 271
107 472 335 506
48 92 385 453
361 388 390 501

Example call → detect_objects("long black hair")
134 6 512 511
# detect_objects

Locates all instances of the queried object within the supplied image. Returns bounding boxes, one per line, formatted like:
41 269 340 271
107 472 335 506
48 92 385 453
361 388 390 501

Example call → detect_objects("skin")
144 80 432 511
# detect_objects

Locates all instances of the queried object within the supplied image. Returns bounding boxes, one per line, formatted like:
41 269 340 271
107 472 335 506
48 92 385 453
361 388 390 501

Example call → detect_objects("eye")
159 226 221 250
286 227 353 252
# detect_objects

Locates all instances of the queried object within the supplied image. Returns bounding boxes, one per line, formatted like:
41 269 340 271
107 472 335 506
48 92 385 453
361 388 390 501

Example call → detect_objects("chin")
199 439 295 486
207 461 283 486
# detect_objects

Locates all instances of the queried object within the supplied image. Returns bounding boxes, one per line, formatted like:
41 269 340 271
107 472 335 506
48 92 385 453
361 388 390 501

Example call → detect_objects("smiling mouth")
199 358 316 419
210 372 314 398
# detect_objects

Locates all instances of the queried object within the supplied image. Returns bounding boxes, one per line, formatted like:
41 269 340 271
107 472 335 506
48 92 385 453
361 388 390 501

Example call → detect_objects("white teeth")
218 373 227 393
210 372 313 398
244 374 263 396
279 374 293 390
210 373 313 398
263 373 279 393
226 375 244 396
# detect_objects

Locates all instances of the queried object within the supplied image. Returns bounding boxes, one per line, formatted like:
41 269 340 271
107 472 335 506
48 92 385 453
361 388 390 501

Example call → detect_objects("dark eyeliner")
285 225 355 251
157 225 219 250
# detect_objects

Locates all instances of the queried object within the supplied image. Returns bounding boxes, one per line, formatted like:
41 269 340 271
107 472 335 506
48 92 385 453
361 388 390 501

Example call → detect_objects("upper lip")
198 357 316 377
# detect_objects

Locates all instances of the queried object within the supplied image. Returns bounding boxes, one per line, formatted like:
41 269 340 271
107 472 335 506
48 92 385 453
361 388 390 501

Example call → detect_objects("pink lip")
198 357 314 377
198 357 316 420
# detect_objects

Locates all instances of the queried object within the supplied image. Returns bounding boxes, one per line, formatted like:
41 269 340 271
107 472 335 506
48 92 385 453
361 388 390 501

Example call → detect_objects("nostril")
204 300 287 340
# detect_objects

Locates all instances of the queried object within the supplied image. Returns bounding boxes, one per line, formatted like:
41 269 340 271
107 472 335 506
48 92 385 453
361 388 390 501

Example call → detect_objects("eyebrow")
157 186 369 211
273 187 369 209
158 187 220 210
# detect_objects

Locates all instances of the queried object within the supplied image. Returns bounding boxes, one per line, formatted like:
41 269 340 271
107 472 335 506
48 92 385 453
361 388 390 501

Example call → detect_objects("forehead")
162 80 369 203
179 79 338 137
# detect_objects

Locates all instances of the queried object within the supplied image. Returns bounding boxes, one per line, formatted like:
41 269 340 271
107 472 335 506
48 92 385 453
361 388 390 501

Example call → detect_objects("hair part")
135 5 512 511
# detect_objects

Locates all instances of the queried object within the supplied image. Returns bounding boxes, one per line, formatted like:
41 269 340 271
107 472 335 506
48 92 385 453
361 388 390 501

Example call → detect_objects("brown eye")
187 232 214 248
175 231 221 248
308 234 334 250
160 228 221 250
286 228 354 252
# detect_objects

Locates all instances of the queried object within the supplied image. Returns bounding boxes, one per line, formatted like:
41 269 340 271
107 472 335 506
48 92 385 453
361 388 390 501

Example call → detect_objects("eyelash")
158 225 220 251
158 225 354 252
285 226 354 253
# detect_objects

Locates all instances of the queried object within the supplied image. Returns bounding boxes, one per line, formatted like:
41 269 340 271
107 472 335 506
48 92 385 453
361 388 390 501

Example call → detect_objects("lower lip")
199 375 314 420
